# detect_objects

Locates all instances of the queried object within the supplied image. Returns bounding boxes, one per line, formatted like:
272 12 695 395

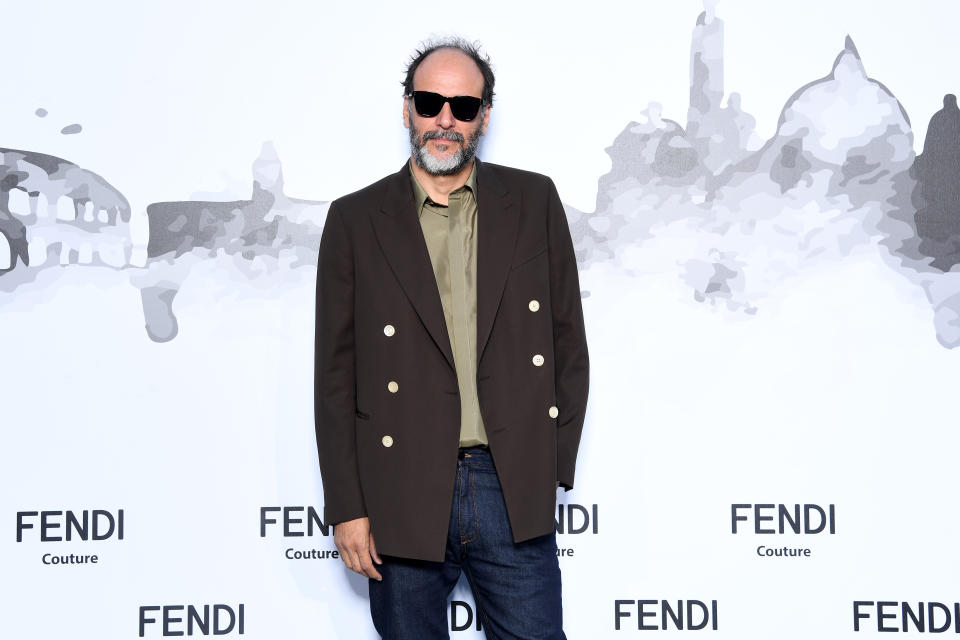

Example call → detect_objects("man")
314 37 589 639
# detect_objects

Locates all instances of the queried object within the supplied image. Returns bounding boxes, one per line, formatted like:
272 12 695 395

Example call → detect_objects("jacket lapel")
475 159 518 362
371 164 455 370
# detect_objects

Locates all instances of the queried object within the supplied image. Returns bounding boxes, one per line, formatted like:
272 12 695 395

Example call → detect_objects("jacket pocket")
511 242 548 270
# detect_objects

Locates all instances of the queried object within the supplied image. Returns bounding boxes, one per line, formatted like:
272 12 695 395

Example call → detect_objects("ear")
402 95 411 129
481 104 492 136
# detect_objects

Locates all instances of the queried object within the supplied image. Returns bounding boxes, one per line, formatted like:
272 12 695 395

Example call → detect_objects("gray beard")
409 123 483 176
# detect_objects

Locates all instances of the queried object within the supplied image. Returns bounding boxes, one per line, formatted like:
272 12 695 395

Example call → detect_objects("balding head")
402 37 495 106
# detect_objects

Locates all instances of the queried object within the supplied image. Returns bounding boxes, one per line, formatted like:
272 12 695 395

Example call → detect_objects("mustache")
420 130 465 143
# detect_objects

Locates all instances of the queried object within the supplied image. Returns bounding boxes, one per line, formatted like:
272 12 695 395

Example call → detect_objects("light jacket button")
387 381 399 393
382 435 394 448
532 354 544 367
548 406 559 419
384 324 395 337
528 300 540 312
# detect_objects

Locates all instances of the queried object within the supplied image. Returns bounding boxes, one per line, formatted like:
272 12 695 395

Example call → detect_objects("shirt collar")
409 160 478 219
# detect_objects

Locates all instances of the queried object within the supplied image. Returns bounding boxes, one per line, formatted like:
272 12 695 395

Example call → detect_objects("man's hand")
334 517 383 581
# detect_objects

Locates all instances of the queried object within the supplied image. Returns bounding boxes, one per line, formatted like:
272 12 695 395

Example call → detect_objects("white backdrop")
3 1 960 638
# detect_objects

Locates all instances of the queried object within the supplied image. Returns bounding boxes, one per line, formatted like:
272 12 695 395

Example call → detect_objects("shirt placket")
447 192 479 445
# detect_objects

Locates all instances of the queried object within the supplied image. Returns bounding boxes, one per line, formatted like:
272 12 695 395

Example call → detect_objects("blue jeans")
369 447 565 639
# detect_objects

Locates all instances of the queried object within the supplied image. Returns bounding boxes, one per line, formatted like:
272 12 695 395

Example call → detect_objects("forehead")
413 48 484 97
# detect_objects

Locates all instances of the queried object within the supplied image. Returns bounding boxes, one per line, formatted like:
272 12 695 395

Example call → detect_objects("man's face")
403 48 491 176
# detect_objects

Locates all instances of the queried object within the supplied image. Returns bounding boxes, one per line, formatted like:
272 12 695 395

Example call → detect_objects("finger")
344 541 368 575
357 537 382 581
342 548 359 573
344 542 365 573
369 533 382 565
359 554 383 581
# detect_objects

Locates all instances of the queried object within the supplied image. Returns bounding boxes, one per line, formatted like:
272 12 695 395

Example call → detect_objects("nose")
436 101 456 129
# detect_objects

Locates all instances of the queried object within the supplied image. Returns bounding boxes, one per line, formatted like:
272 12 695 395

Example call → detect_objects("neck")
409 157 474 206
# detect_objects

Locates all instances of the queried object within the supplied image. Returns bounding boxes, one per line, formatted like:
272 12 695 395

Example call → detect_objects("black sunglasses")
409 91 484 122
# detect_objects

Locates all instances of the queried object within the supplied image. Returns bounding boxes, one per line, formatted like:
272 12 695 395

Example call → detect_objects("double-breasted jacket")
314 158 589 562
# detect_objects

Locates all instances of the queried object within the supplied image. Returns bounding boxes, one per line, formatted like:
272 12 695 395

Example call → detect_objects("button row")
381 407 559 449
384 302 536 339
529 300 543 368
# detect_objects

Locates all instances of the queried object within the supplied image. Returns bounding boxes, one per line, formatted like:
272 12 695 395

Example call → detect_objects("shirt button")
532 354 544 367
528 300 540 312
383 324 395 337
387 381 399 393
548 406 559 419
382 435 394 448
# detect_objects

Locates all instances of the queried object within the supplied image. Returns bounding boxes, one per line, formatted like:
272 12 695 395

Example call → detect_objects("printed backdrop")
3 1 959 637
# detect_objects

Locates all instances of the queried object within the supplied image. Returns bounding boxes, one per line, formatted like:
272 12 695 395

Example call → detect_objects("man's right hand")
333 517 383 581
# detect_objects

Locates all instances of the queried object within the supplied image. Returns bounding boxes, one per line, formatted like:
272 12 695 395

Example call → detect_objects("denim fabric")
369 448 565 639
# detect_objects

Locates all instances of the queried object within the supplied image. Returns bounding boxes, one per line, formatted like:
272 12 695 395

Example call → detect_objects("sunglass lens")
413 92 444 118
449 97 483 122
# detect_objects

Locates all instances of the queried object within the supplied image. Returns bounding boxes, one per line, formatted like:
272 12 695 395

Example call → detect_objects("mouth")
423 131 463 145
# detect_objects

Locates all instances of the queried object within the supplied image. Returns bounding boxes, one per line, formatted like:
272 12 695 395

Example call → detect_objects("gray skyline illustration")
3 5 960 346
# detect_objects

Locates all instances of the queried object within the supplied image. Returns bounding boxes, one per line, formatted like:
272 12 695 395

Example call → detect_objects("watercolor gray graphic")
0 146 131 276
3 4 960 346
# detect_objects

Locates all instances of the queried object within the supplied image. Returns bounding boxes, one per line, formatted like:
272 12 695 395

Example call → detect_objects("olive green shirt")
410 162 488 448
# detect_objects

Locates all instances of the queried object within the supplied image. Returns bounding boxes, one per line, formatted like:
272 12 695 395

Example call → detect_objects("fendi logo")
854 601 960 633
555 503 598 558
16 509 125 542
731 504 835 559
138 604 244 637
259 506 339 560
615 600 719 631
731 504 836 535
555 504 599 535
259 507 329 537
16 509 124 565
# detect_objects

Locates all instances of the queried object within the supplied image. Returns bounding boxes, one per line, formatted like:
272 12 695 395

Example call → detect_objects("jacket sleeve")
314 202 367 525
545 178 590 490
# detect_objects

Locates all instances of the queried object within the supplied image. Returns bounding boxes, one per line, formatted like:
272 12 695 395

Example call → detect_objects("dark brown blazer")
314 158 589 562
